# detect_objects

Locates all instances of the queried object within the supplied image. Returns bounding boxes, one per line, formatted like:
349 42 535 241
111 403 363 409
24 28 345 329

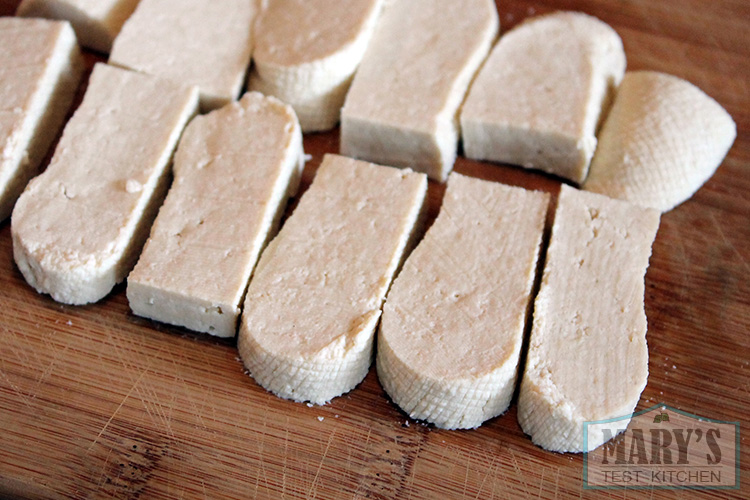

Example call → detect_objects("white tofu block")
17 0 139 53
584 71 737 212
518 185 660 453
127 92 304 338
249 0 383 132
0 18 82 221
378 174 549 429
109 0 256 111
340 0 498 182
461 12 626 184
238 154 427 404
12 63 199 305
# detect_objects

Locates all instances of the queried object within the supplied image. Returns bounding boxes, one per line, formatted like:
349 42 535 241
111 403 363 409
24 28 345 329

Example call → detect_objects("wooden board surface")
1 0 748 498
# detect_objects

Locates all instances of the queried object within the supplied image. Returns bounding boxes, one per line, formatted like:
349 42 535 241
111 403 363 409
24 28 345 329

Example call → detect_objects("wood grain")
1 1 748 498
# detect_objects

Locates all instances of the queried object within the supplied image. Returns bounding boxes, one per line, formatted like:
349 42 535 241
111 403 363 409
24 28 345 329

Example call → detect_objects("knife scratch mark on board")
308 429 337 499
508 448 531 497
710 211 750 273
474 455 496 500
281 424 290 499
0 365 33 409
88 367 149 451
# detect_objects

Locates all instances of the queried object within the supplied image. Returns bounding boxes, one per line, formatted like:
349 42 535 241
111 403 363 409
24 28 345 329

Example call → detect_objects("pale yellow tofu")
17 0 139 53
341 0 498 181
109 0 256 111
0 17 82 221
378 174 549 429
249 0 384 132
238 154 427 404
127 92 304 338
584 71 737 212
12 63 199 305
518 185 660 453
461 12 626 184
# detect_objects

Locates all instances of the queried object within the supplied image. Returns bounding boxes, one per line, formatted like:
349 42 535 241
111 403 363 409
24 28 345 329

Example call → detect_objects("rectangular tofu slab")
377 174 549 429
0 18 82 221
17 0 140 53
461 12 626 184
11 63 199 305
127 93 304 338
517 185 660 453
238 154 427 404
340 0 498 181
109 0 256 111
584 71 737 212
249 0 383 132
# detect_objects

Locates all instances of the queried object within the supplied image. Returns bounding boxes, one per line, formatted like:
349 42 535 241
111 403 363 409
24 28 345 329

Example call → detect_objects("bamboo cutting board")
0 0 748 498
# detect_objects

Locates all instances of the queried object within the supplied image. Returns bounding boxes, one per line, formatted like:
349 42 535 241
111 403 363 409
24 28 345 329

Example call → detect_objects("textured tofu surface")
249 0 383 132
584 71 737 212
0 17 82 221
517 185 660 453
340 0 498 181
127 93 304 338
461 12 625 184
17 0 139 53
109 0 256 111
378 174 549 429
11 63 199 305
238 154 427 404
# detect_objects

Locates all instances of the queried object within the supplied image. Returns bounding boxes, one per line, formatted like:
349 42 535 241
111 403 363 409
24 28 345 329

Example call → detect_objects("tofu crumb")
317 416 324 422
66 320 72 326
306 402 314 408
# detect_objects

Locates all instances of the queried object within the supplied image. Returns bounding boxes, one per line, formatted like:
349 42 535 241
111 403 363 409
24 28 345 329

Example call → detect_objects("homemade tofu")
340 0 498 182
584 71 737 212
517 185 660 453
127 92 304 338
109 0 256 111
249 0 383 132
461 12 626 184
0 18 82 221
12 63 198 305
17 0 140 53
378 174 549 429
238 154 427 404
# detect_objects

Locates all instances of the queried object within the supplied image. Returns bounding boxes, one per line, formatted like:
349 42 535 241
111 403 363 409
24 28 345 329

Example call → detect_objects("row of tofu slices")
3 0 736 454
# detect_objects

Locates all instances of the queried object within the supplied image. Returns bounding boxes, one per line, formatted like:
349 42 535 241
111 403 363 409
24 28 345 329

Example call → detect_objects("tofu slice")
378 174 549 429
12 63 199 305
16 0 139 53
0 18 82 221
127 92 304 338
249 0 384 133
238 154 427 404
340 0 498 182
461 12 626 184
584 71 737 212
518 185 660 453
109 0 256 111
